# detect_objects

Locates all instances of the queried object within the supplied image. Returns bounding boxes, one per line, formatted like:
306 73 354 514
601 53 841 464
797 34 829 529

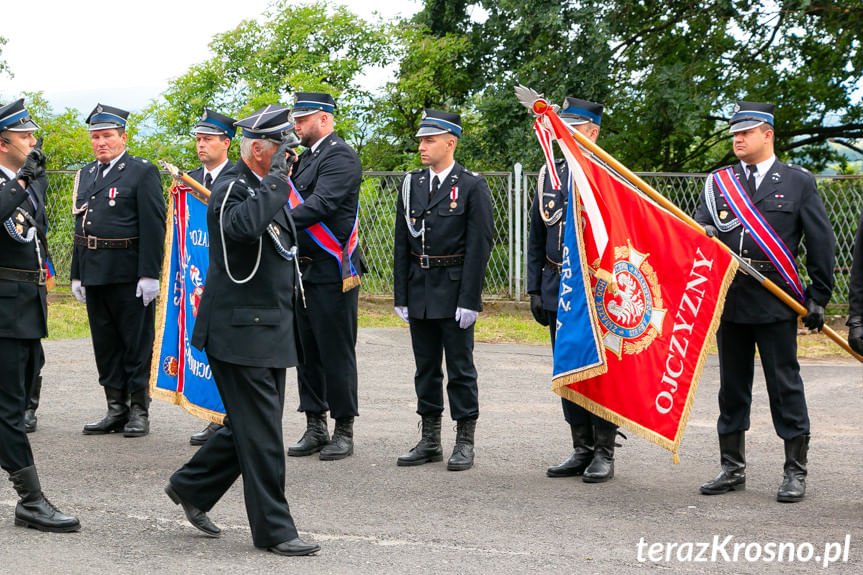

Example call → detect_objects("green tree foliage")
603 0 863 172
147 0 392 169
370 0 862 173
461 0 613 171
0 36 10 79
364 25 474 170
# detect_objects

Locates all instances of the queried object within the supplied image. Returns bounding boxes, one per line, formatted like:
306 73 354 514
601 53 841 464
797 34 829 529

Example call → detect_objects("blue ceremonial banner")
150 183 224 423
552 178 607 381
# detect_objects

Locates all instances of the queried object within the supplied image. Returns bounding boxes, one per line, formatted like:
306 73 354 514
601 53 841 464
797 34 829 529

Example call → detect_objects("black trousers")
547 310 616 430
409 317 479 421
295 282 359 419
169 357 299 548
716 319 809 440
0 338 39 474
86 282 155 393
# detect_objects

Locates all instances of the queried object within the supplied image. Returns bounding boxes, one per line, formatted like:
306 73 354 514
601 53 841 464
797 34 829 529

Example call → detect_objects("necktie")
431 175 440 199
747 164 757 195
204 173 213 190
99 163 110 178
296 150 309 172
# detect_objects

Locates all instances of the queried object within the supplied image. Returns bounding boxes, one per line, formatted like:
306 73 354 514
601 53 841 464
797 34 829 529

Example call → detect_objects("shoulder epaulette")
787 164 812 176
710 164 734 175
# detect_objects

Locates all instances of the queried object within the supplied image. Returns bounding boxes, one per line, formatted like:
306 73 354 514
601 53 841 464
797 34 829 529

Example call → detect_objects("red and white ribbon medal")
108 187 118 207
449 186 458 209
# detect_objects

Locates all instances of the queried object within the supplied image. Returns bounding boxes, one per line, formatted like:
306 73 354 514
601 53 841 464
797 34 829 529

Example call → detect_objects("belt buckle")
38 269 47 285
420 255 430 269
87 235 98 249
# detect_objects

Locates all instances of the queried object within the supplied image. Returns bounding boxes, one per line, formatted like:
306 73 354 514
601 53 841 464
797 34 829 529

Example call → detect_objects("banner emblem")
594 244 666 359
190 286 203 316
162 356 179 377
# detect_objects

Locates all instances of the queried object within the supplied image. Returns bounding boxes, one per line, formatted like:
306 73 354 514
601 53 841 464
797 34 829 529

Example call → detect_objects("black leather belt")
545 255 562 274
740 258 774 273
74 235 139 249
412 253 465 269
0 266 47 285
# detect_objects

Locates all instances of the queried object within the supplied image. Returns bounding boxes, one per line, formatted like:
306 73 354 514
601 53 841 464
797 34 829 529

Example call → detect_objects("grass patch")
47 295 90 340
357 306 551 345
474 312 550 345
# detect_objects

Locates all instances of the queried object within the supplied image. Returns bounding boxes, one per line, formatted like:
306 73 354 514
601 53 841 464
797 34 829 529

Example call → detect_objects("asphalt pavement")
1 328 861 574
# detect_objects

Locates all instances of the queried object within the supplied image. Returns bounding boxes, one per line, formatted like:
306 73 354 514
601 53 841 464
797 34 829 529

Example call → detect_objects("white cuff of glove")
136 277 160 307
394 306 409 324
71 279 86 304
455 307 478 329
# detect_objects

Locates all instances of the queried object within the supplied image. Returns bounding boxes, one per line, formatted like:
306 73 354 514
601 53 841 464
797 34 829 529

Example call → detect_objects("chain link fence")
41 169 863 309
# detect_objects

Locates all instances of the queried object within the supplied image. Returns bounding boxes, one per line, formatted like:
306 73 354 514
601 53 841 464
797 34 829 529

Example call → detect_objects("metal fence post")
514 163 522 301
522 168 531 302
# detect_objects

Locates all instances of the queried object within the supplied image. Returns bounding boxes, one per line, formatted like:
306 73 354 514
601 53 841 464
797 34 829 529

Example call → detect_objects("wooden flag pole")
515 85 861 362
159 160 211 202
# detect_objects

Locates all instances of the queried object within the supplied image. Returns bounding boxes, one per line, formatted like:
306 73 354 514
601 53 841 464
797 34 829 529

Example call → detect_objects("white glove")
136 277 160 307
71 279 86 304
455 307 478 329
394 306 409 324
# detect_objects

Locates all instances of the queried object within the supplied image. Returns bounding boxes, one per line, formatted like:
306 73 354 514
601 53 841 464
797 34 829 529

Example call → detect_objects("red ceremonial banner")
554 152 738 460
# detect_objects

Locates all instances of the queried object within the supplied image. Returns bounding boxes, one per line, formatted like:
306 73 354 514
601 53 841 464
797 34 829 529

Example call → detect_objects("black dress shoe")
268 537 321 556
164 483 220 537
24 409 37 433
190 422 223 446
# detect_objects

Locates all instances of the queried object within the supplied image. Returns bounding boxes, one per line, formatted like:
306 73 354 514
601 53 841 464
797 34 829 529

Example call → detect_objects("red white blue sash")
712 167 804 301
286 178 361 292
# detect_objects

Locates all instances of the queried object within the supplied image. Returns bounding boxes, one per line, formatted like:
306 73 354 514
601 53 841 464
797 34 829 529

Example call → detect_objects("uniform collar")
204 158 230 183
98 151 125 177
310 131 333 153
429 162 455 189
0 163 16 181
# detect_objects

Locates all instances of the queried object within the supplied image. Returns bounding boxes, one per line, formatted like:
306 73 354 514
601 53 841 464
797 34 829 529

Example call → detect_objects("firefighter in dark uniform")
695 101 835 503
527 97 619 483
185 108 236 446
847 207 863 356
166 105 319 557
72 104 166 438
0 98 79 532
393 109 494 471
286 93 364 461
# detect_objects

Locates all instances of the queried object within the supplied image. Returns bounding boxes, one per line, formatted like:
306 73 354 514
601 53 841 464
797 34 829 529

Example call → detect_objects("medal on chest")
449 186 459 210
108 187 118 207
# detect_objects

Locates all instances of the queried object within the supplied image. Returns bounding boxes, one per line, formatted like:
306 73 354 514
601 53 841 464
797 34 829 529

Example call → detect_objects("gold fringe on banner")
148 182 225 425
149 186 175 398
552 255 738 463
